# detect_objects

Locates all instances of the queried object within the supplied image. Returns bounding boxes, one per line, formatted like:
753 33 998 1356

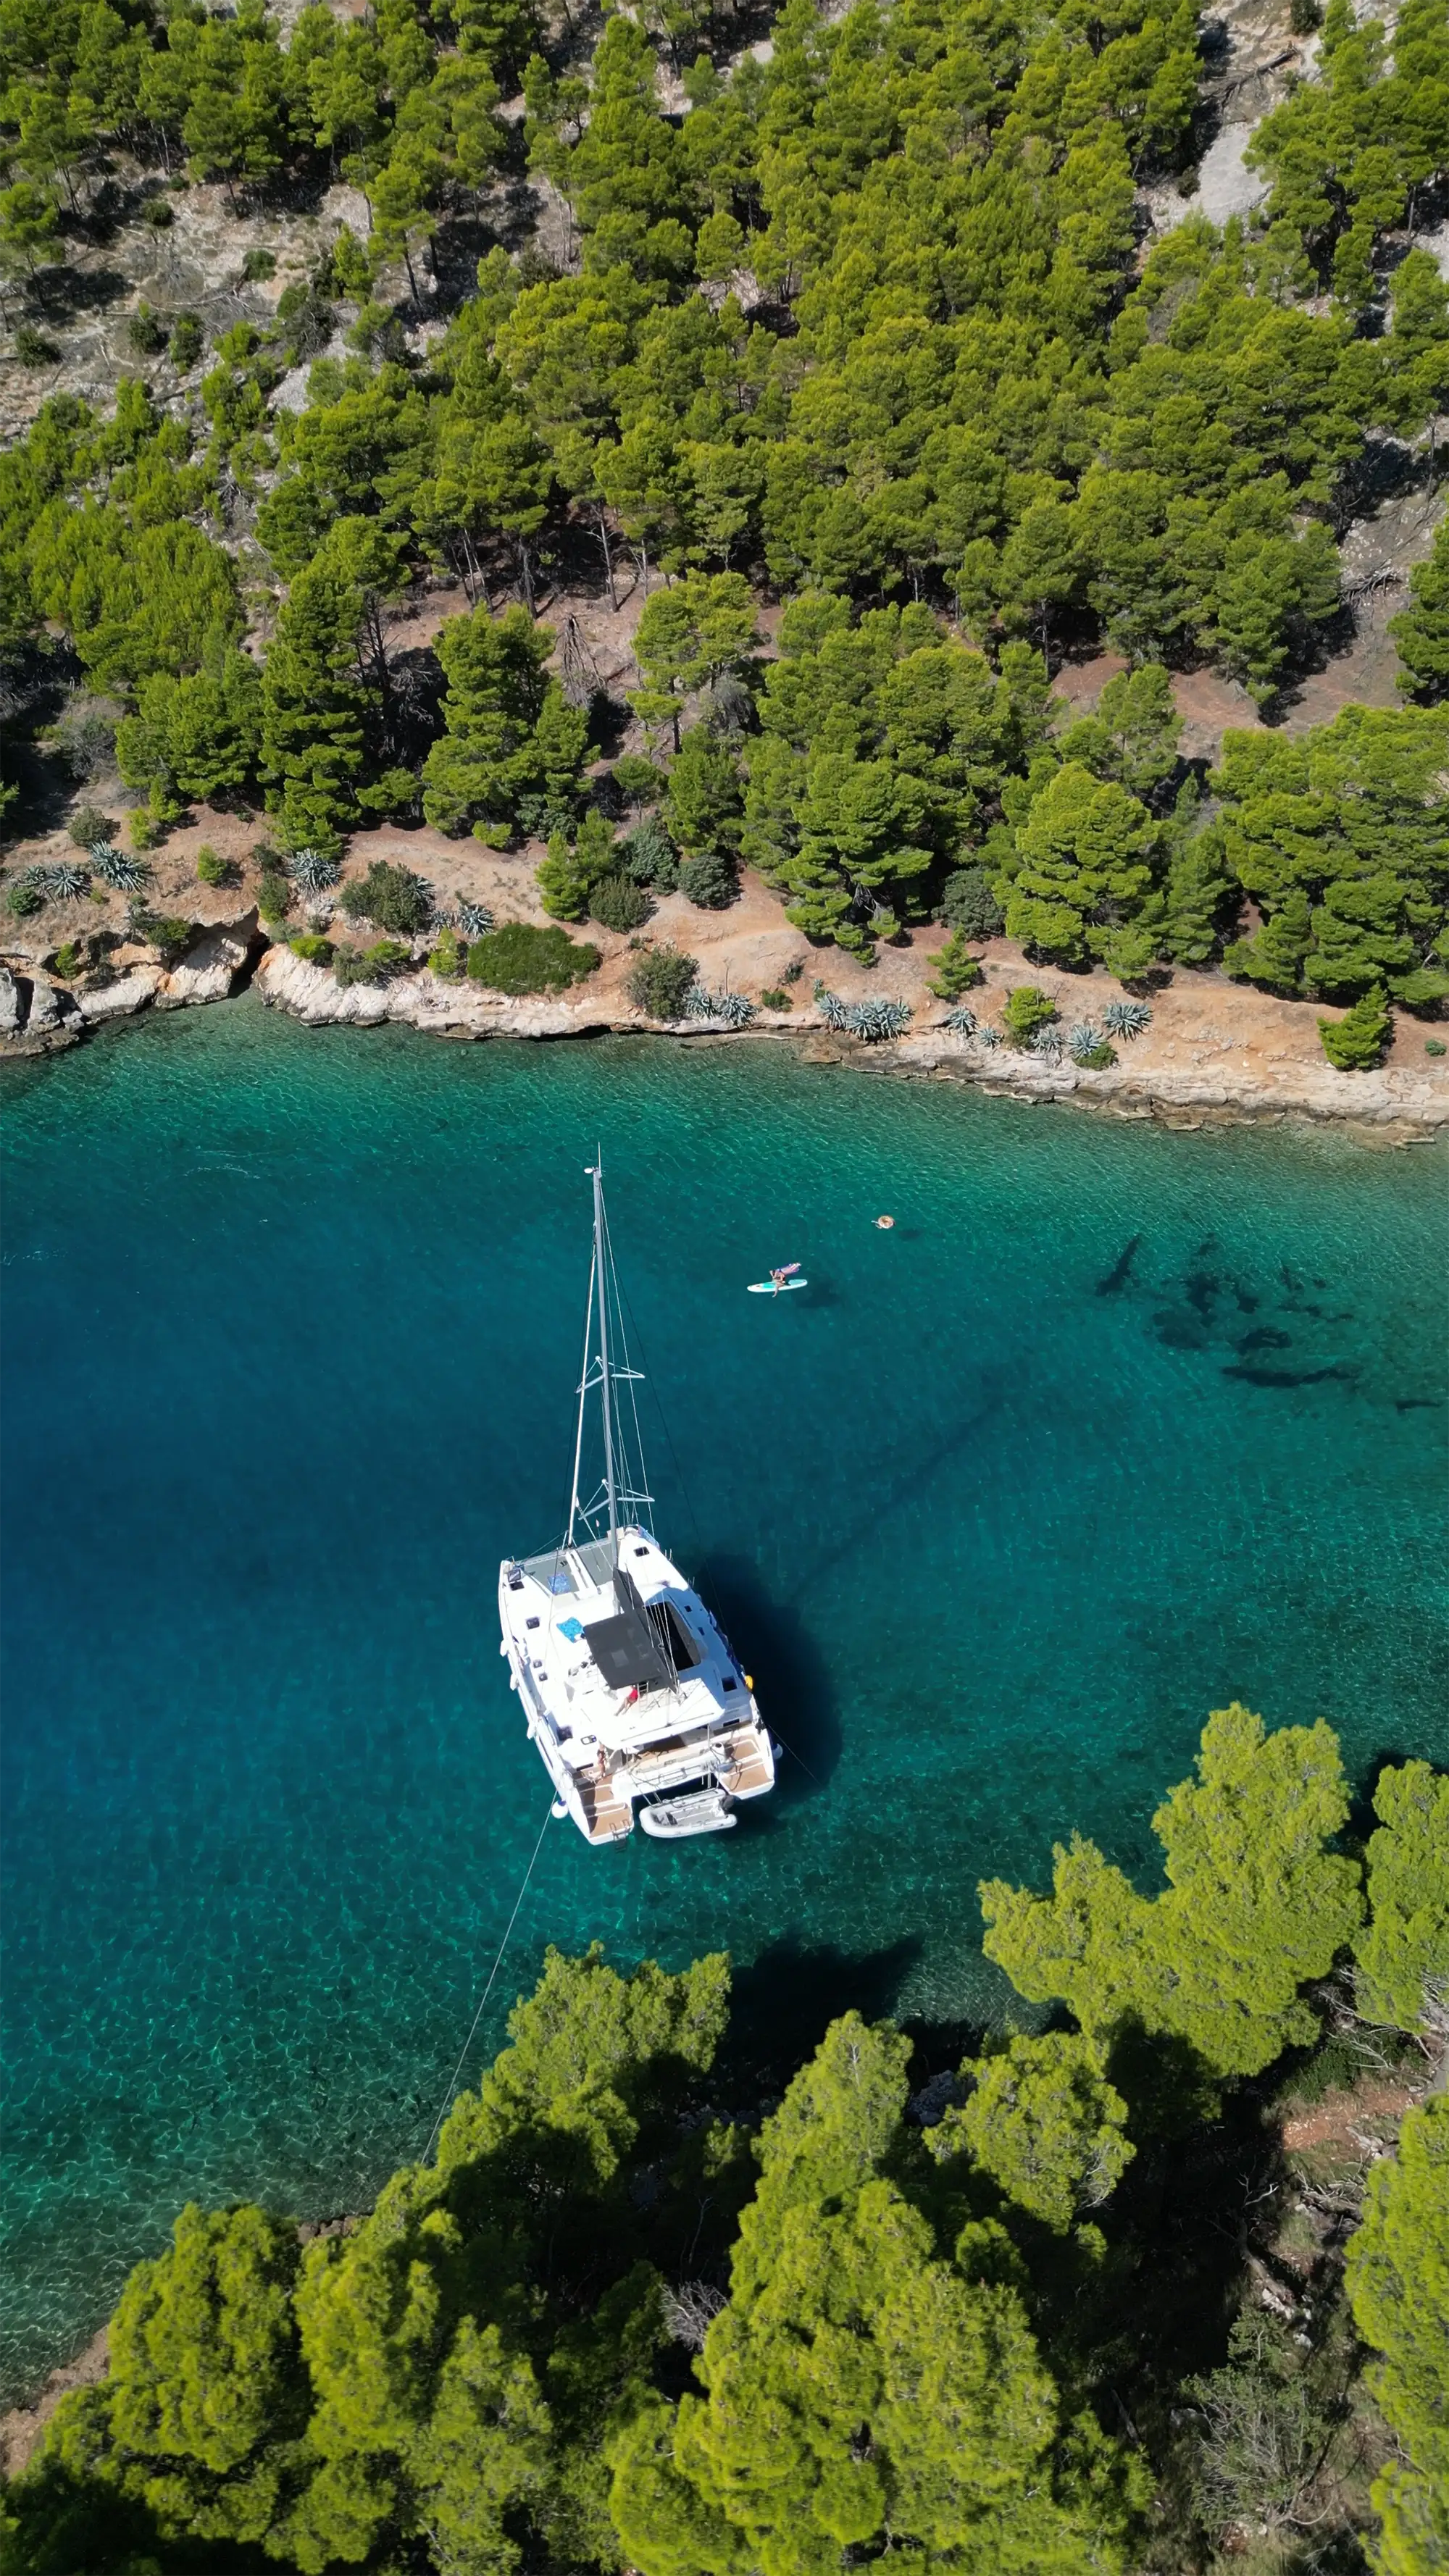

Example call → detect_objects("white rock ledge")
4 932 1443 1140
156 919 260 1009
77 967 164 1023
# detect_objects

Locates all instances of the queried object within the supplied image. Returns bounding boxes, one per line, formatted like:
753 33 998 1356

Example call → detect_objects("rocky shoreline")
4 909 1447 1145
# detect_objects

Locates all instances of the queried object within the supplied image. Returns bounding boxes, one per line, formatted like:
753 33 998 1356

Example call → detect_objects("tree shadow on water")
719 1933 924 2102
694 1550 843 1800
1345 1741 1419 1845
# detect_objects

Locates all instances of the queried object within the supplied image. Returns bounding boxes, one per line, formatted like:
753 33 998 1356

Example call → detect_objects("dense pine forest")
1 0 1448 1046
1 1710 1445 2576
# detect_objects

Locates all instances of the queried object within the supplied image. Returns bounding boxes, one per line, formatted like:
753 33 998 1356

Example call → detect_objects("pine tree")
1224 888 1313 994
664 727 741 858
927 930 982 998
1345 2097 1449 2576
630 575 759 751
1161 826 1235 965
981 1704 1364 2085
1390 517 1449 703
117 645 263 817
927 2031 1134 2233
1318 983 1391 1069
1004 764 1158 969
1058 664 1182 803
1305 874 1418 998
260 556 369 855
609 2015 1140 2576
28 2204 304 2547
422 603 584 839
536 829 591 919
1353 1762 1449 2038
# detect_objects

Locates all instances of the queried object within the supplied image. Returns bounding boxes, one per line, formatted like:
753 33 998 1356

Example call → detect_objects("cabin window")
526 1616 540 1631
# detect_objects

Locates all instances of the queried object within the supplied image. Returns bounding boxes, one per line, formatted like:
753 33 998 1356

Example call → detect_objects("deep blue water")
2 1001 1446 2400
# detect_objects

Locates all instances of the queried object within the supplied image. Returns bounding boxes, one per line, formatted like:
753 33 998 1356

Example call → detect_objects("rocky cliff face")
0 912 263 1053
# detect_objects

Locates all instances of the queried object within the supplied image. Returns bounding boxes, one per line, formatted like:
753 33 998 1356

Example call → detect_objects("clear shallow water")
2 1002 1446 2400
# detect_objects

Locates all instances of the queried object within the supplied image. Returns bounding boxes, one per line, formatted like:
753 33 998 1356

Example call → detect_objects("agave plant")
1030 1024 1065 1063
1067 1020 1101 1063
1102 999 1152 1040
90 842 151 892
977 1021 1002 1050
846 997 912 1042
34 858 92 901
291 845 340 895
943 1004 977 1036
813 981 853 1031
456 899 493 937
685 983 756 1028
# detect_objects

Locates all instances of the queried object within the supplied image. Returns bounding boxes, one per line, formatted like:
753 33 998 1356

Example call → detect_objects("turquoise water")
2 1001 1446 2401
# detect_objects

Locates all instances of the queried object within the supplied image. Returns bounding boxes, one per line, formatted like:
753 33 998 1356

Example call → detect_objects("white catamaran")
498 1162 777 1844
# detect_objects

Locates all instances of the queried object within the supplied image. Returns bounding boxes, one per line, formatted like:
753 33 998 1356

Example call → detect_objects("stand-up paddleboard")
748 1278 809 1294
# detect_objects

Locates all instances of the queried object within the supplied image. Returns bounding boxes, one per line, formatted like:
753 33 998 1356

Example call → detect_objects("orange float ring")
874 1215 895 1230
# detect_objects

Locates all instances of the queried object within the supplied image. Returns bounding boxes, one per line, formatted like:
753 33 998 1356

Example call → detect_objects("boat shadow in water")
693 1550 843 1805
719 1931 924 2102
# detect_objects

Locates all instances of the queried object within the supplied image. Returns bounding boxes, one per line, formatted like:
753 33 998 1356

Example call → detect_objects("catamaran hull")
498 1542 776 1846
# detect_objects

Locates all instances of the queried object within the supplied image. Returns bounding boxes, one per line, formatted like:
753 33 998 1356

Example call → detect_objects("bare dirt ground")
1280 2078 1422 2159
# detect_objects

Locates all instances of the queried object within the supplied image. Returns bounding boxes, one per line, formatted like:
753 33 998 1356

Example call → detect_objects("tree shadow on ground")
33 262 130 320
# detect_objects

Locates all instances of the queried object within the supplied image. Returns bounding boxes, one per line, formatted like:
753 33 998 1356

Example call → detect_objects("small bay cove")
1 1000 1445 2404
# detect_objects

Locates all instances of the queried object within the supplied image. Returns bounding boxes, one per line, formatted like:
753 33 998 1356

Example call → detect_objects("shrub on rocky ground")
126 303 168 356
590 874 653 932
678 850 738 908
70 805 115 850
466 921 600 995
334 940 410 987
940 866 1003 938
627 944 698 1019
130 912 193 961
338 863 430 934
1002 986 1058 1047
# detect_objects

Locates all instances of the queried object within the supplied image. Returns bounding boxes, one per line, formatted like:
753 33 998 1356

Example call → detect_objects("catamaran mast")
592 1159 619 1559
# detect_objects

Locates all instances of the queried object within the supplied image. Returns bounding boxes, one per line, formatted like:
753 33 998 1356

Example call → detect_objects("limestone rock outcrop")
156 915 262 1009
75 967 164 1023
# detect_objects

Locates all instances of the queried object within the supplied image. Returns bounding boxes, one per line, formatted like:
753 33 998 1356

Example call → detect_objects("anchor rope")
421 1796 555 2164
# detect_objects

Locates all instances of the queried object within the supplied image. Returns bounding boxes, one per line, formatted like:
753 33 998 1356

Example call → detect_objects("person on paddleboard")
769 1262 801 1294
